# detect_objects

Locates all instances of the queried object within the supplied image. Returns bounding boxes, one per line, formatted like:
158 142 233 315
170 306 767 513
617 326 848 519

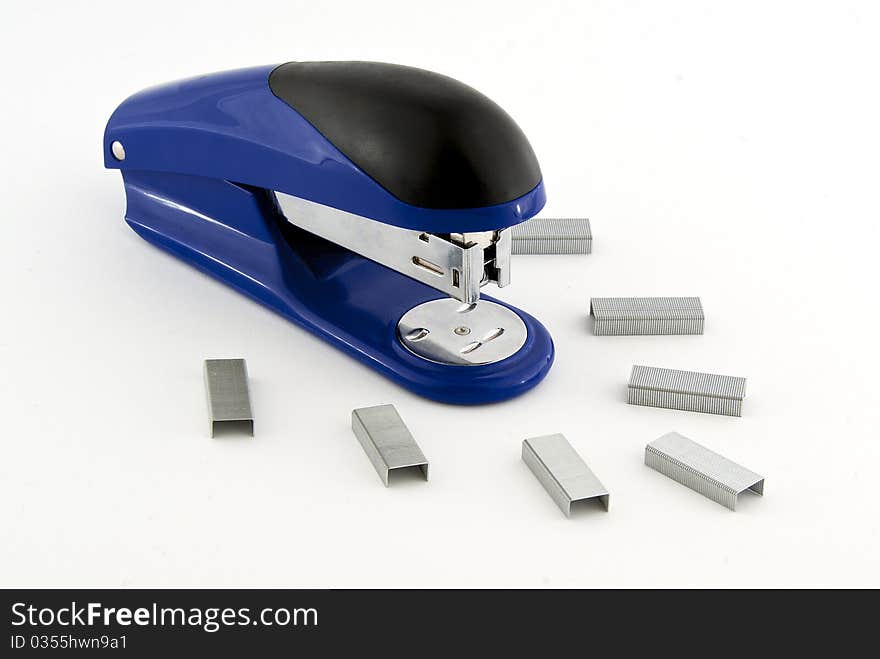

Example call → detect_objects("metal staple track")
510 217 592 254
627 365 747 416
590 297 703 335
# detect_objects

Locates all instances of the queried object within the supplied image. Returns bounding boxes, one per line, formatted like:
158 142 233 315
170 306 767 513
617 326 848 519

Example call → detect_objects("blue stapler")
104 62 554 404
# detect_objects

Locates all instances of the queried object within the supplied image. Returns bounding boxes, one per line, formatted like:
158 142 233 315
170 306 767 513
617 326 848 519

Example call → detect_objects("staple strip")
627 365 746 416
645 432 764 510
510 217 592 254
644 445 737 509
590 297 703 335
203 358 254 437
522 434 609 517
351 404 429 487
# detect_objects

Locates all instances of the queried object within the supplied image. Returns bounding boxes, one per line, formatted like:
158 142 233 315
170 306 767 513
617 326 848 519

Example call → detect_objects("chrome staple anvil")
104 62 554 403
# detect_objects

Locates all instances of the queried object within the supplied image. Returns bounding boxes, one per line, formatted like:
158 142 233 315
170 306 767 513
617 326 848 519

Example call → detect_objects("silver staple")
627 365 746 417
351 405 429 487
645 432 764 510
590 297 704 335
522 434 610 517
510 217 592 254
204 358 254 437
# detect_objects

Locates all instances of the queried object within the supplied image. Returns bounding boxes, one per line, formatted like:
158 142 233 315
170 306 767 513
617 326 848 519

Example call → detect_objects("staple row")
645 432 764 511
590 296 704 335
627 365 746 417
511 217 592 254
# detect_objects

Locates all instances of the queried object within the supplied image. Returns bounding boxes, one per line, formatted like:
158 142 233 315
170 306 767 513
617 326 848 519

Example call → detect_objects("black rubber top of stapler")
269 61 542 210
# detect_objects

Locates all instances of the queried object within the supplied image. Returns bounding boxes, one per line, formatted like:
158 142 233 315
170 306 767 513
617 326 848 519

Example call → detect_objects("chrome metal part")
590 297 704 335
510 217 591 254
111 140 126 161
204 359 254 437
397 298 528 366
628 365 746 417
351 405 429 487
645 432 764 510
275 192 511 304
522 434 610 517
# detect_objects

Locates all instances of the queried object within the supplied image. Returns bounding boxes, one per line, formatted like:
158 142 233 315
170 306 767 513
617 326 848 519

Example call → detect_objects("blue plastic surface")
105 66 555 404
104 65 546 234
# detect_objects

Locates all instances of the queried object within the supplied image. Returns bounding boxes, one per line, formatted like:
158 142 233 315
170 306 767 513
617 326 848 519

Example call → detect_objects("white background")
1 0 878 587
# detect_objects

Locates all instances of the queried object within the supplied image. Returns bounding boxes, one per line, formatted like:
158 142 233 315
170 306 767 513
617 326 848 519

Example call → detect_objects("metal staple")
627 365 747 416
351 404 429 486
645 432 764 510
590 297 704 335
203 358 254 437
510 217 592 254
522 434 610 517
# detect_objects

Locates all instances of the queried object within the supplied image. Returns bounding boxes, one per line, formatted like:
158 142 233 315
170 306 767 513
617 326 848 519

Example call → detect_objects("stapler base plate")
398 299 527 366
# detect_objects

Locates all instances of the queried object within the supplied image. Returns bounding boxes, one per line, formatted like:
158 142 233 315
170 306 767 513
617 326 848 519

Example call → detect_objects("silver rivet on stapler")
110 140 126 161
397 298 527 366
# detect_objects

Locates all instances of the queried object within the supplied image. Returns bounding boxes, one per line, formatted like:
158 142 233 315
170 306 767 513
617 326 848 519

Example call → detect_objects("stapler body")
104 62 554 404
